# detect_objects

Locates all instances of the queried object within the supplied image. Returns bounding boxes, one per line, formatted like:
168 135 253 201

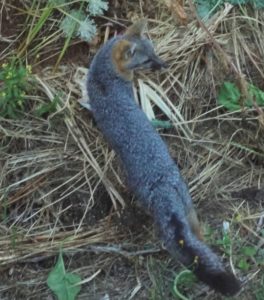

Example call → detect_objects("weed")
205 220 263 274
254 275 264 299
0 60 31 118
151 119 173 129
216 230 232 256
147 257 174 300
173 270 196 300
217 81 264 111
34 93 60 118
195 0 264 18
237 246 257 271
18 0 109 69
47 250 81 300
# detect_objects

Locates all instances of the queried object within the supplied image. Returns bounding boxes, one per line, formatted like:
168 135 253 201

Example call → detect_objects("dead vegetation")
0 0 264 299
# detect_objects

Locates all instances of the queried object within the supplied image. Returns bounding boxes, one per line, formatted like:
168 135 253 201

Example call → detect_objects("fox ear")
125 19 147 38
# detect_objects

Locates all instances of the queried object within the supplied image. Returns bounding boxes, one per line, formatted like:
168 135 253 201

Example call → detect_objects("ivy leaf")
47 251 81 300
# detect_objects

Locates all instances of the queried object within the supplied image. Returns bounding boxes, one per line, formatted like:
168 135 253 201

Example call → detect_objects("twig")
89 245 161 257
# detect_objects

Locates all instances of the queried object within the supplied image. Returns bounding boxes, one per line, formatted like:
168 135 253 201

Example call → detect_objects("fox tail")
152 188 241 296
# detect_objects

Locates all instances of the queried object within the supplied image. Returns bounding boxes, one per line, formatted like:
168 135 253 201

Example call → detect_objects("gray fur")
86 32 240 296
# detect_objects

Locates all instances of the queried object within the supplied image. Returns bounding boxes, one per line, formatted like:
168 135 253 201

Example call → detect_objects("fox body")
86 20 240 296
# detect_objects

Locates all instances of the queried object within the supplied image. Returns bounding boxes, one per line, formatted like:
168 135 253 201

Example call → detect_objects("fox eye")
124 43 136 60
125 49 135 60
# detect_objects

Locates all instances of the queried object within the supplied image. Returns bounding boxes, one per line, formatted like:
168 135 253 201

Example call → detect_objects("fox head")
112 19 167 80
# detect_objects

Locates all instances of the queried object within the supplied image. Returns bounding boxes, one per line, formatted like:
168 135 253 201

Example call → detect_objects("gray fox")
86 19 241 296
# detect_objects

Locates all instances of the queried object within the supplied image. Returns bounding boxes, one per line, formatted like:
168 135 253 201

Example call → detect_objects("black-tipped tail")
160 214 241 296
195 265 241 296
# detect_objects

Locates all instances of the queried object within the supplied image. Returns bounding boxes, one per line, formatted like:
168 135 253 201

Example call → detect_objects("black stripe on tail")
166 214 241 296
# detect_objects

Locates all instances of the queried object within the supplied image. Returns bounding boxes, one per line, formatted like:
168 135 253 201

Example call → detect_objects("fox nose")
151 56 168 70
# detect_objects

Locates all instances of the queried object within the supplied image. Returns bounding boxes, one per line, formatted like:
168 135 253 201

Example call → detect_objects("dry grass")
0 0 264 299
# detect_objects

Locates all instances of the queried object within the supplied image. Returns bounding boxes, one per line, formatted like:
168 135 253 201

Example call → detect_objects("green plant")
216 230 232 256
59 0 108 41
195 0 264 18
195 0 223 18
254 275 264 300
237 246 257 271
147 257 176 300
18 0 108 69
0 60 31 118
47 250 81 300
151 119 173 129
217 81 264 111
172 270 196 300
207 220 263 273
236 242 264 272
34 94 60 118
55 0 108 69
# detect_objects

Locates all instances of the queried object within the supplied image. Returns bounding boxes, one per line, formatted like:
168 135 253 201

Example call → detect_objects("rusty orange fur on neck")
112 40 133 81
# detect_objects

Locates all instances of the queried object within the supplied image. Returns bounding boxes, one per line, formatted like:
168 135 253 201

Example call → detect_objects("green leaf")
77 17 97 42
218 81 264 111
151 119 173 129
195 0 264 19
34 95 59 118
248 84 264 106
195 0 224 19
241 246 257 257
218 82 241 111
55 8 86 71
88 0 109 16
238 258 250 271
60 10 86 37
47 251 81 300
222 232 231 251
